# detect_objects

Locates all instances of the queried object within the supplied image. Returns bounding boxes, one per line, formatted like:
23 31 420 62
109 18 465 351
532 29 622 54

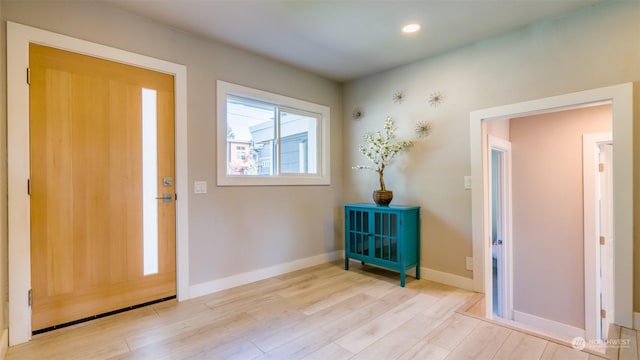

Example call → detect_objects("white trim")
190 251 343 298
583 132 613 342
421 268 474 291
634 312 640 330
7 22 190 345
470 83 633 329
512 310 585 342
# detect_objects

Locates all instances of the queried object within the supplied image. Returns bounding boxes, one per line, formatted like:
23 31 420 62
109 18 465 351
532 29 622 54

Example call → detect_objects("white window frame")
217 80 330 186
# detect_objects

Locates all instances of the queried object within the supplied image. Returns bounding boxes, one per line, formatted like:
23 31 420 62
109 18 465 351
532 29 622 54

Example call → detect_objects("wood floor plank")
254 328 336 360
350 313 443 360
588 354 611 360
423 289 476 320
425 313 481 351
164 338 264 360
396 341 450 360
250 292 373 352
300 277 379 315
492 330 548 360
334 293 440 354
124 307 247 350
115 312 257 359
257 295 393 359
541 342 590 360
7 261 632 360
301 342 354 360
443 320 511 360
619 326 639 360
7 306 159 360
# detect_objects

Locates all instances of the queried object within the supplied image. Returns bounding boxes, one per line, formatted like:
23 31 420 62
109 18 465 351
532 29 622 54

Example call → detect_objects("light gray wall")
342 0 640 317
510 105 611 328
1 1 343 287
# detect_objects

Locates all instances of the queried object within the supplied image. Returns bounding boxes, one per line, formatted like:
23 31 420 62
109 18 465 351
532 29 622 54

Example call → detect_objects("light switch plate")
194 181 207 194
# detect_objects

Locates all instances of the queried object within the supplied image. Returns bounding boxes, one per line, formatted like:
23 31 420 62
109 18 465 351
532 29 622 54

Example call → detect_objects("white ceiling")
103 0 604 82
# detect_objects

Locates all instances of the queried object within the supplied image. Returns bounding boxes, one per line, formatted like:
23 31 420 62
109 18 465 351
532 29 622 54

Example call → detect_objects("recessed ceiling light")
402 23 421 34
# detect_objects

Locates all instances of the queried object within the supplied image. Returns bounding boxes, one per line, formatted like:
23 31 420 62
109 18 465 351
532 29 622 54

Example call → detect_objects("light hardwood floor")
6 262 639 360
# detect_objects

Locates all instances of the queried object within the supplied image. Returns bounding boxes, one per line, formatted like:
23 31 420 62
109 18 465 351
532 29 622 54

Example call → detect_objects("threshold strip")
32 295 176 335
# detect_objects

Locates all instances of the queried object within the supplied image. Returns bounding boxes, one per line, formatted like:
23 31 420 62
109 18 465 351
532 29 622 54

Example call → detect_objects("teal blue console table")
344 204 420 287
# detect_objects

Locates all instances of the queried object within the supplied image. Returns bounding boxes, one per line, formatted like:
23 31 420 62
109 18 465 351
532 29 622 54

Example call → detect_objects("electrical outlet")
465 256 473 271
464 176 472 190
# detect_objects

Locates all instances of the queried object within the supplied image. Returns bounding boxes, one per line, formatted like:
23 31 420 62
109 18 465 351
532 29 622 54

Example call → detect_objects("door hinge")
598 163 604 173
26 67 31 85
600 236 605 245
27 178 31 195
601 309 606 318
28 289 32 307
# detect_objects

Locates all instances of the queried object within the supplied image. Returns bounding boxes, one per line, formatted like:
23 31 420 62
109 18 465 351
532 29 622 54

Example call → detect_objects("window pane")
141 88 158 276
217 80 330 186
279 110 318 174
226 96 275 176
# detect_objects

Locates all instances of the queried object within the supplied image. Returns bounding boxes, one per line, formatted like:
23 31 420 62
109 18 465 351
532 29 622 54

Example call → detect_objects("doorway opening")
484 105 612 343
489 136 512 321
470 83 633 347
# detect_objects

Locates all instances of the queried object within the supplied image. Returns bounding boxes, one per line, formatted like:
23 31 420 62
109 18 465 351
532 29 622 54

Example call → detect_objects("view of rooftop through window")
226 96 318 177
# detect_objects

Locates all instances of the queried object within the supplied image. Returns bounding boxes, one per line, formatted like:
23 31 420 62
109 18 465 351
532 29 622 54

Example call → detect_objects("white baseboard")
0 328 8 360
634 312 640 330
513 310 585 341
421 267 474 291
189 251 343 299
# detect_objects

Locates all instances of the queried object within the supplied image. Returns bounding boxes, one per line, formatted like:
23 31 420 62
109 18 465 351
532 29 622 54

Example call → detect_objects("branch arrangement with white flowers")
353 116 414 191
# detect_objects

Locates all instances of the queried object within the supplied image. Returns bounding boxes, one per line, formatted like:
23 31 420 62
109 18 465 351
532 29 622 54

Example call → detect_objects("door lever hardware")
155 193 173 203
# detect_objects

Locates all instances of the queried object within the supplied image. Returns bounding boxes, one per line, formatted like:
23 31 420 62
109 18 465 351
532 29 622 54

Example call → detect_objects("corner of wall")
421 267 474 291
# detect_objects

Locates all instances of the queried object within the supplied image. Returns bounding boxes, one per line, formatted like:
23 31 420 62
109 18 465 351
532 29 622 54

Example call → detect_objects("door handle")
497 240 503 245
155 193 173 203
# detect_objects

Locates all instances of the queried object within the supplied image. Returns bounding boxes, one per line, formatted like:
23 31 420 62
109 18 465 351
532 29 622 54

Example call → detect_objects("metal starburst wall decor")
428 91 444 107
415 121 432 138
392 90 406 104
352 107 365 120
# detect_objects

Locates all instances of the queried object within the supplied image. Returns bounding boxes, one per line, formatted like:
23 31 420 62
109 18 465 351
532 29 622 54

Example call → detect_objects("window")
217 81 330 186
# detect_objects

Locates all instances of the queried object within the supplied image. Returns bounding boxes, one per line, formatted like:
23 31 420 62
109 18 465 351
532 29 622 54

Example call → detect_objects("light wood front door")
29 44 176 331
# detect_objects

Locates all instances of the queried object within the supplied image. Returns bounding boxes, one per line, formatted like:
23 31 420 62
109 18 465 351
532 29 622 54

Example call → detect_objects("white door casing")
583 132 613 342
470 83 633 331
600 143 614 340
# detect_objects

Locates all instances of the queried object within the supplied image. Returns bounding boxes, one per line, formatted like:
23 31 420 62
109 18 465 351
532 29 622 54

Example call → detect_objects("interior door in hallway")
29 44 176 331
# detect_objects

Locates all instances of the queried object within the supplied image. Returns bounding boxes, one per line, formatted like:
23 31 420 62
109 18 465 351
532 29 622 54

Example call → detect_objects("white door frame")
583 132 613 341
470 83 633 331
488 136 513 320
7 22 190 345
